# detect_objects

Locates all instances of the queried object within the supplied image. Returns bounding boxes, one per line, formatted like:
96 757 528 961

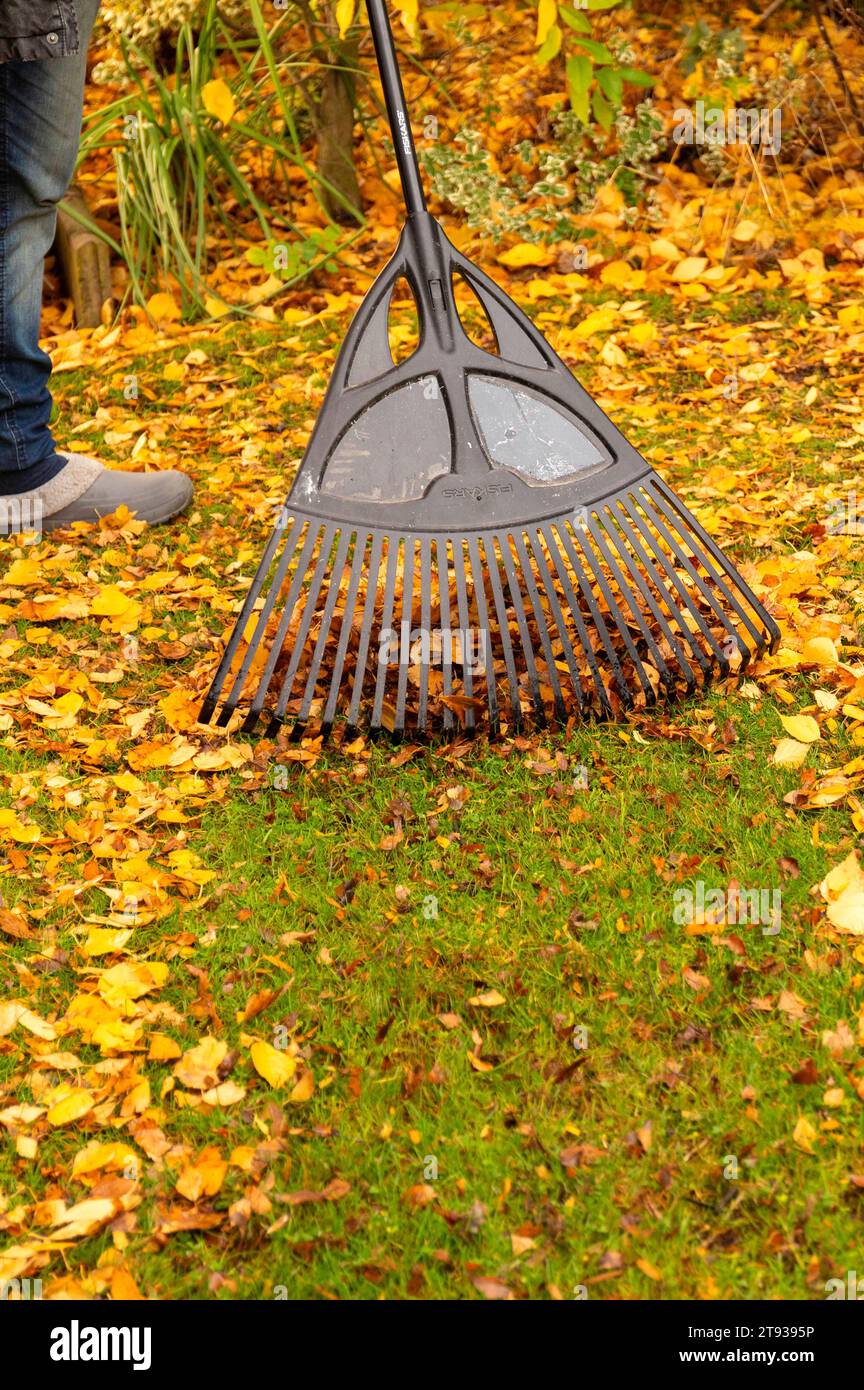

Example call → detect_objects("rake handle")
365 0 427 217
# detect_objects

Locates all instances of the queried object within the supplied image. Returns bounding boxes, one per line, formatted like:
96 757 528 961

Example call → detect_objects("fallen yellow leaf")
732 219 759 243
201 78 235 125
818 851 864 936
780 713 820 743
335 0 355 37
47 1090 95 1127
72 1141 138 1178
468 989 506 1007
792 1115 817 1154
174 1036 228 1090
145 291 181 323
250 1039 297 1088
176 1146 227 1201
672 256 709 282
498 242 555 269
773 738 810 768
289 1070 315 1103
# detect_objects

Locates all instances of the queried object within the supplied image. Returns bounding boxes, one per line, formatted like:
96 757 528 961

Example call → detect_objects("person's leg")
0 0 101 492
0 0 193 533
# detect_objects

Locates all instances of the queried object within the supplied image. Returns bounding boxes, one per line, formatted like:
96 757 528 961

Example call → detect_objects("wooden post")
54 185 114 329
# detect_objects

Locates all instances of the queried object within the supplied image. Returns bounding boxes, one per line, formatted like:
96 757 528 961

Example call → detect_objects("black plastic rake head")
199 0 779 742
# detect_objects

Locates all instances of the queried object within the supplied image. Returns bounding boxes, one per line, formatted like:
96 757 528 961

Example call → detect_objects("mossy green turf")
161 699 861 1300
1 297 860 1301
2 688 858 1300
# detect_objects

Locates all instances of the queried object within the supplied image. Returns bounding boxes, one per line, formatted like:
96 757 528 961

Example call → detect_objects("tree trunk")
315 54 362 223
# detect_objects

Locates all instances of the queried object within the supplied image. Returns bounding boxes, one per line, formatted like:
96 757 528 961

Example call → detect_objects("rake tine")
369 533 400 739
221 520 313 731
293 527 353 734
215 518 303 727
540 522 611 717
484 534 523 731
607 500 706 691
637 491 742 670
586 511 670 701
321 532 369 737
526 529 587 715
200 517 289 723
395 537 415 739
258 525 335 736
511 530 566 723
649 490 757 665
651 478 779 655
621 497 729 675
371 539 399 734
466 536 494 736
596 504 693 693
557 520 635 709
499 533 546 726
437 538 455 736
346 532 384 735
572 518 654 705
642 486 751 663
417 536 432 735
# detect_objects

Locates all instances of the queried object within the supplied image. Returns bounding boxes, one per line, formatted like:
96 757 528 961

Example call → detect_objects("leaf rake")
200 0 779 741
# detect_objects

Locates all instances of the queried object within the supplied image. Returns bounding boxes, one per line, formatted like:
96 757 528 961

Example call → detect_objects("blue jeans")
0 0 100 493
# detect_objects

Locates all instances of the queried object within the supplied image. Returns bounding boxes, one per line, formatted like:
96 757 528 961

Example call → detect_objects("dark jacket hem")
0 3 81 62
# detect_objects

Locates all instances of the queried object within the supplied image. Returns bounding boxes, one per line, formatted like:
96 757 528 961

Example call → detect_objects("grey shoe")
40 453 194 531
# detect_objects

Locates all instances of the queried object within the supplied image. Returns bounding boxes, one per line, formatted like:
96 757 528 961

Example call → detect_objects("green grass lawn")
119 693 863 1300
4 689 858 1301
2 284 862 1301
